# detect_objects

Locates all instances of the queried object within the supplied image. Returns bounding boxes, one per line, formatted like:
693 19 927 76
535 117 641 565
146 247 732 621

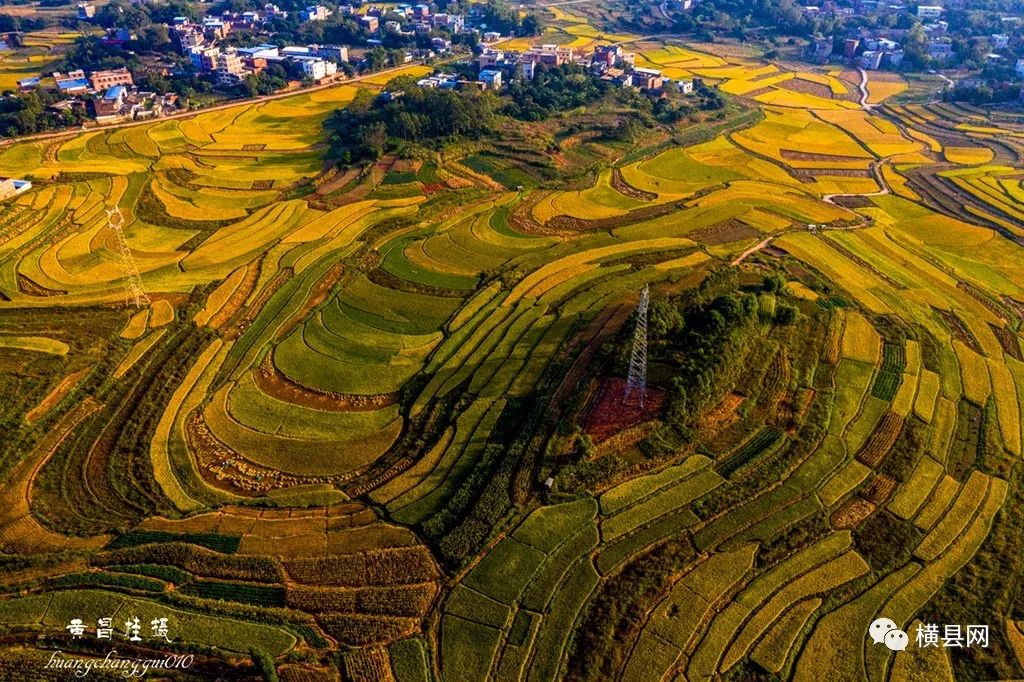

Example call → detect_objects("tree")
649 299 683 339
762 273 785 293
138 24 171 50
902 23 930 69
775 303 799 325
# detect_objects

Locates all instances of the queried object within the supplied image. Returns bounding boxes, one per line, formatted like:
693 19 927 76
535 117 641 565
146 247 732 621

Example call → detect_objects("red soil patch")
421 182 448 194
583 377 665 443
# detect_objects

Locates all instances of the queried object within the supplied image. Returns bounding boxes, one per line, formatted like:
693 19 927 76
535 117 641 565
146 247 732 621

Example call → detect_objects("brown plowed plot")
552 296 636 406
611 167 657 201
186 411 356 495
1002 295 1024 324
991 324 1023 360
583 377 665 443
801 168 874 178
831 195 874 209
780 150 870 163
276 262 346 340
690 218 760 245
863 473 898 503
935 308 983 353
210 259 261 329
17 274 65 297
314 166 362 198
855 411 905 468
700 392 744 437
255 355 398 411
780 78 833 100
251 180 273 190
371 157 395 185
225 266 293 339
743 86 776 98
955 280 1013 323
830 496 876 529
391 158 418 173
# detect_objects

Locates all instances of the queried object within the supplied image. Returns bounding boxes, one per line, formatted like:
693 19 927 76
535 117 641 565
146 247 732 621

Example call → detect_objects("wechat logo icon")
870 617 908 652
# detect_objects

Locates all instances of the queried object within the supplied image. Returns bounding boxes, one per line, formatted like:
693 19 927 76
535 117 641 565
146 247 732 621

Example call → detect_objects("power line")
105 206 150 309
625 284 649 406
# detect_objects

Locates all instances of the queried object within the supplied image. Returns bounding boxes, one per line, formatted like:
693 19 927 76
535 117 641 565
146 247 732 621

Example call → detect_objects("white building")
917 5 942 19
1017 58 1024 79
298 57 337 80
479 68 502 89
238 44 279 59
0 178 31 200
302 4 332 21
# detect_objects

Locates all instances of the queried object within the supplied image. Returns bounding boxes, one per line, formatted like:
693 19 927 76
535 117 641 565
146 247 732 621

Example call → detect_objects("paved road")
0 61 426 148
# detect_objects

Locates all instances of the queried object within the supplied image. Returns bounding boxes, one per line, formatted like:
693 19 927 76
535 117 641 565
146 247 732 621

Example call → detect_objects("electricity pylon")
106 206 150 308
624 284 649 406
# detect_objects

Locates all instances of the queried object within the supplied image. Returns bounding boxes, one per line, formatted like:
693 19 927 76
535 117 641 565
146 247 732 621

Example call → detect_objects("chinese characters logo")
869 617 989 652
65 617 172 642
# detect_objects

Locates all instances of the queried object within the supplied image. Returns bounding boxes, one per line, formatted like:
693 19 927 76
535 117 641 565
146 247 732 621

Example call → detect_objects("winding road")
858 68 871 108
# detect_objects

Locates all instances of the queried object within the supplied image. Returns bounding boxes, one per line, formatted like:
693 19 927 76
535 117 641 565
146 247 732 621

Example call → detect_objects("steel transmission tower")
624 284 649 405
106 206 150 308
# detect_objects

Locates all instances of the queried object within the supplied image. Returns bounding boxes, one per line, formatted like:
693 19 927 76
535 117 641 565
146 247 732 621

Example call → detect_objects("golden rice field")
0 33 1022 682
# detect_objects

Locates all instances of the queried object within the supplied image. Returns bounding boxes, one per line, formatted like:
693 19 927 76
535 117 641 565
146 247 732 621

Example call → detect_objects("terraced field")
0 33 1022 682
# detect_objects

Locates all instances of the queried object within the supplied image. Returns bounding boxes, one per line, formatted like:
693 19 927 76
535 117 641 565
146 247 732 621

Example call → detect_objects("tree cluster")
503 63 611 121
325 81 497 161
0 89 86 137
325 65 613 162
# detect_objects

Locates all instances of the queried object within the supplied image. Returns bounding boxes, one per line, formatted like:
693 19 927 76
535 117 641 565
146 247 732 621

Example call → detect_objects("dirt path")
731 236 773 265
821 159 892 207
858 68 870 108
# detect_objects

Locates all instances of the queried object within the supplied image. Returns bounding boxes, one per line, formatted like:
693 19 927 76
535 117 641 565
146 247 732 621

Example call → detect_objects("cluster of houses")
165 2 478 87
805 2 1023 71
27 67 179 122
443 43 694 94
355 3 466 36
186 42 348 86
806 35 906 69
